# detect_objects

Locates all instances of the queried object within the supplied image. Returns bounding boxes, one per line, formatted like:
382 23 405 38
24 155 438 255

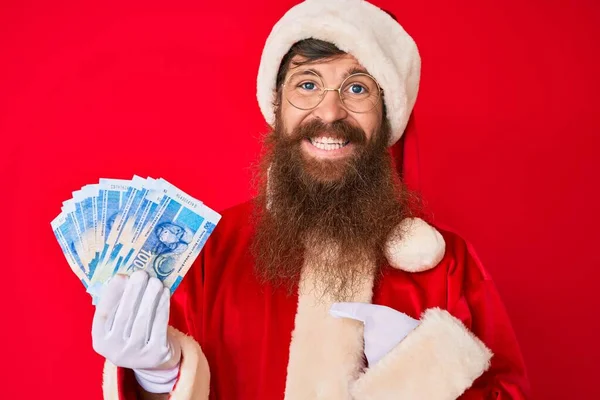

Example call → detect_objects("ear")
272 86 283 108
385 218 446 272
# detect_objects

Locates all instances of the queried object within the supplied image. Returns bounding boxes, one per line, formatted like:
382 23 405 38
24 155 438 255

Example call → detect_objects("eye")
348 84 367 95
298 81 318 91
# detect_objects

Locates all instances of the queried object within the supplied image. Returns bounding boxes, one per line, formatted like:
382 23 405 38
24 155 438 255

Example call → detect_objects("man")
92 0 530 398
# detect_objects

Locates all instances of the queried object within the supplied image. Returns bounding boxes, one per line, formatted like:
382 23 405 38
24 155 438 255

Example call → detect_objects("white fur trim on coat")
102 327 210 400
351 308 493 400
257 0 421 145
385 217 446 272
284 247 375 399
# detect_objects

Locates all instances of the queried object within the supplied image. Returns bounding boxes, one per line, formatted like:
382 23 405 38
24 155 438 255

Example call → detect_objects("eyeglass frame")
281 70 384 113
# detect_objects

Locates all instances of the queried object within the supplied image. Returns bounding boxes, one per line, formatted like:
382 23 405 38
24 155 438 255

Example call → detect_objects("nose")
311 89 348 124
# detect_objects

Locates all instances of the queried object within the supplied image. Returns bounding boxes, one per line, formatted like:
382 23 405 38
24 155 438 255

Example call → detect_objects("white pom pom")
385 218 446 272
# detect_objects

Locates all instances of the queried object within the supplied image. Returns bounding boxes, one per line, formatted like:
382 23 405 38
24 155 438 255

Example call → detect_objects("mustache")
288 119 367 145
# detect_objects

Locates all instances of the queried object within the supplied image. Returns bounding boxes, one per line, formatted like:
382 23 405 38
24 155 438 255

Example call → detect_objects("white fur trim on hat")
385 218 446 272
257 0 421 146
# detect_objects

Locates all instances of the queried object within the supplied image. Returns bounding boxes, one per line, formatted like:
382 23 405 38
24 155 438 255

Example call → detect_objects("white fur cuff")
102 327 210 400
351 308 492 400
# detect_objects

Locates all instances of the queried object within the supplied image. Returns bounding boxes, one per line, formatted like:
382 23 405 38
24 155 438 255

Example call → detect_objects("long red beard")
251 114 419 300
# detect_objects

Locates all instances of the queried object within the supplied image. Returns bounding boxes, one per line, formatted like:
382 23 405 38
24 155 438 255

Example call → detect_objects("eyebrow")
293 65 370 80
344 66 370 77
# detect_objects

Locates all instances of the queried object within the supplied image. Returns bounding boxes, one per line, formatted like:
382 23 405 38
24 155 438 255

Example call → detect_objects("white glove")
92 270 181 393
330 302 420 366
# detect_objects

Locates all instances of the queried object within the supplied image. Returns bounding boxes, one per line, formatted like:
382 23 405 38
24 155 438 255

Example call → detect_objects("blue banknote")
52 176 221 302
93 176 153 282
72 190 91 256
95 177 143 274
61 199 93 275
126 178 163 246
51 213 90 286
105 180 219 293
89 185 100 257
88 178 166 290
96 178 130 266
73 185 101 277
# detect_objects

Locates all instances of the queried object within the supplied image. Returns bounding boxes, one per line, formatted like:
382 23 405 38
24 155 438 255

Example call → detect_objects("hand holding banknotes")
52 176 220 392
92 270 181 393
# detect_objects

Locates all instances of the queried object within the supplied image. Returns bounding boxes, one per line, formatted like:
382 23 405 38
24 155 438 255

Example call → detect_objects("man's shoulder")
208 198 256 243
427 221 492 283
219 199 256 222
432 223 468 254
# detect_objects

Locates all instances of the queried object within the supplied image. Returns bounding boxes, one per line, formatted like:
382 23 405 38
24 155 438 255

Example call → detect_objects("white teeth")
309 137 349 151
315 136 345 144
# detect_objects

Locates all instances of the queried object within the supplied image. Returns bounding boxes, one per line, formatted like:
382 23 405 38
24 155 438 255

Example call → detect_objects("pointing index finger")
329 302 368 323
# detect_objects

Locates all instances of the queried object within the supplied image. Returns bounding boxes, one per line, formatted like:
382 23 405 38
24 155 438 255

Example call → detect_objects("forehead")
288 53 370 82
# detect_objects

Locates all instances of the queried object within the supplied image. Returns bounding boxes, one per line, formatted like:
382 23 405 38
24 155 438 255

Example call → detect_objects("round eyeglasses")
283 70 383 113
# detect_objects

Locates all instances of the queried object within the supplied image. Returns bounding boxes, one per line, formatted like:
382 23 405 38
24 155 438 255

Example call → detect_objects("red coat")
104 200 530 400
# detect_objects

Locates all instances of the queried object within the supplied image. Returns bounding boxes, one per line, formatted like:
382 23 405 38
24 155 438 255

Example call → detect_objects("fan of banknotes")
51 176 221 303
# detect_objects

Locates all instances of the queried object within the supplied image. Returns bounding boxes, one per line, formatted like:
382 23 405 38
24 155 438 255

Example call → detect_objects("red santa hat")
256 0 421 146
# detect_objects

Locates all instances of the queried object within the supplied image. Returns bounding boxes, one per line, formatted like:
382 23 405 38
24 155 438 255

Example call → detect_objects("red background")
1 0 598 398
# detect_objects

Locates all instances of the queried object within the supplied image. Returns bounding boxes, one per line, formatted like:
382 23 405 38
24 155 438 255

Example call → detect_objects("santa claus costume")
102 0 530 398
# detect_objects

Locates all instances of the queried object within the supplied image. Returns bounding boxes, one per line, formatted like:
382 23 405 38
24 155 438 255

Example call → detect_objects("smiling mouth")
308 137 351 151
